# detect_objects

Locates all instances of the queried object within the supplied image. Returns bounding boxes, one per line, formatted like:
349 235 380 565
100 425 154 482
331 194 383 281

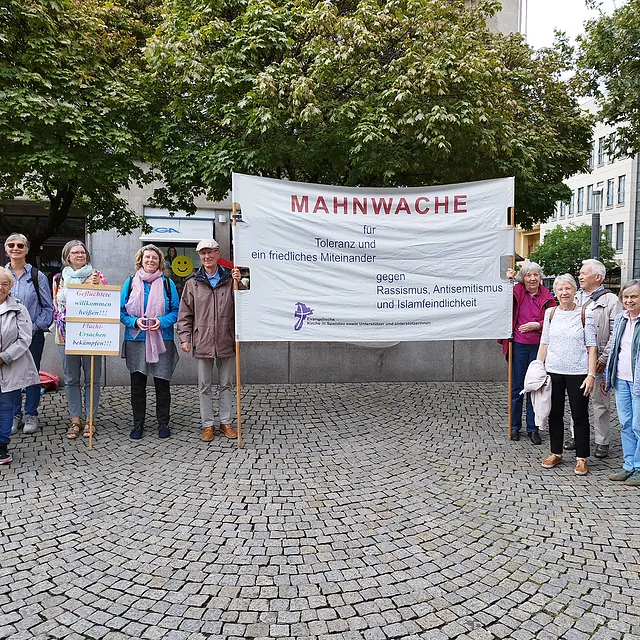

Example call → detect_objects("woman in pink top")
504 263 556 444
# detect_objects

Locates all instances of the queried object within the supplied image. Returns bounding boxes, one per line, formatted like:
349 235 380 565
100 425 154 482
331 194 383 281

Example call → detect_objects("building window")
607 179 615 207
569 192 575 216
559 201 566 218
588 143 595 170
587 184 594 212
598 137 606 165
552 204 557 219
618 175 626 204
605 224 613 247
608 132 617 162
616 222 624 251
577 187 584 214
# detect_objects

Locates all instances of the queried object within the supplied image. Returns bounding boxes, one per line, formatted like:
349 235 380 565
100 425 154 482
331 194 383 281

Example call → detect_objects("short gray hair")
4 233 30 252
516 261 544 283
61 240 91 266
581 259 606 280
0 266 15 288
553 273 577 292
620 280 640 298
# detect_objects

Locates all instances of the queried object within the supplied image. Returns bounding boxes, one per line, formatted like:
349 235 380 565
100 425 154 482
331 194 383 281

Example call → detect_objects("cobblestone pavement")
1 382 640 640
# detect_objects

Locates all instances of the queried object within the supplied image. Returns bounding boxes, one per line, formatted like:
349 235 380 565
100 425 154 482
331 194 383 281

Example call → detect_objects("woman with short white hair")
537 274 598 475
0 266 40 464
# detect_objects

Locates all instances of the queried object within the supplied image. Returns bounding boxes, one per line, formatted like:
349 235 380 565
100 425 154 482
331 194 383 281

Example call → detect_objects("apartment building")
540 100 639 285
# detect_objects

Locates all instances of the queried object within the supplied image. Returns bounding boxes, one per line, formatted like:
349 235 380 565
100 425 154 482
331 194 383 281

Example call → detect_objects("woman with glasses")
52 241 107 439
4 233 53 436
0 267 40 464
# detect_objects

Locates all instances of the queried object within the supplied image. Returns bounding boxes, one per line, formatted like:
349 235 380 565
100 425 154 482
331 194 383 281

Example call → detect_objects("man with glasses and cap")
177 239 243 441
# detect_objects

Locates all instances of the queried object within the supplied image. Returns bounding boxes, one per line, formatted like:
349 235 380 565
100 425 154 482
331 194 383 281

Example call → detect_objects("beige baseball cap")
196 239 220 252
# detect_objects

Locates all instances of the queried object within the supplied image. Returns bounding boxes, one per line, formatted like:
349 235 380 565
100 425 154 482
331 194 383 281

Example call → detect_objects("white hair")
515 261 544 283
581 259 606 280
0 266 15 288
553 273 577 292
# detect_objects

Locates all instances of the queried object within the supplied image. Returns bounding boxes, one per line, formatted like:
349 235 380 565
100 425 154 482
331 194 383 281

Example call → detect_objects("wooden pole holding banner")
507 205 515 440
232 201 243 449
89 355 95 450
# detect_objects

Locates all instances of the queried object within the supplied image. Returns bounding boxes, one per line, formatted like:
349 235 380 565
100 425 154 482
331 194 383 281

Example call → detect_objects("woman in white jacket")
0 267 40 464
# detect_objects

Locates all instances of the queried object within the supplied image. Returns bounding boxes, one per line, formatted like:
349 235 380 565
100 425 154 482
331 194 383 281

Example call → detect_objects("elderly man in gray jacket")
564 259 622 458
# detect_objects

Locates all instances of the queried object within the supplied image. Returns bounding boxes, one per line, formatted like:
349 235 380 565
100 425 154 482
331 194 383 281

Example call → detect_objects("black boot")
130 423 143 439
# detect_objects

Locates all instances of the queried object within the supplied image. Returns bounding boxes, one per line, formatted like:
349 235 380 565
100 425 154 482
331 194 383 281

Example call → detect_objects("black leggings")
548 373 590 458
130 372 171 426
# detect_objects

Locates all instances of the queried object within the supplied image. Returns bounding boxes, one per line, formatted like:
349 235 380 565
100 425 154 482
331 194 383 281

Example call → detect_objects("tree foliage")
146 0 594 229
0 0 158 250
578 0 640 154
528 224 616 279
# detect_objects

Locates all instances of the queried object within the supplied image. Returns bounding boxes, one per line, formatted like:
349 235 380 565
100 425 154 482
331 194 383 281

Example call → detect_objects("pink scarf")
125 269 166 363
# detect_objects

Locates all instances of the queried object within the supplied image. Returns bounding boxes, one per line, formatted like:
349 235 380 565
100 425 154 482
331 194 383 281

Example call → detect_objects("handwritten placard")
65 321 120 356
66 284 121 323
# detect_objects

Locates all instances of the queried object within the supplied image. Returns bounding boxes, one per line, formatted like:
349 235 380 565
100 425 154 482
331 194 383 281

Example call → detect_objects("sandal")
83 421 96 438
67 421 82 439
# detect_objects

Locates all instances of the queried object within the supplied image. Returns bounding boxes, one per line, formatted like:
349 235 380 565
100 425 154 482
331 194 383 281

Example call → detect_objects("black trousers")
130 372 170 426
548 373 590 458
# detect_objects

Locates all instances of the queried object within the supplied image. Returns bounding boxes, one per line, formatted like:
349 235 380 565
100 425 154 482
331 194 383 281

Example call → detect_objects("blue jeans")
511 342 538 433
59 347 102 420
0 389 21 444
14 330 45 418
614 379 640 471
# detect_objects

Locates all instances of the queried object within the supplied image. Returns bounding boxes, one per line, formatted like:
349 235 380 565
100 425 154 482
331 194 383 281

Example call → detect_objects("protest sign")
232 174 514 342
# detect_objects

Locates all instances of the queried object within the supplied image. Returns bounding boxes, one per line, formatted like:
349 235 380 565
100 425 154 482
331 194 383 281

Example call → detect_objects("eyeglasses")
0 282 12 289
7 243 25 249
69 250 87 256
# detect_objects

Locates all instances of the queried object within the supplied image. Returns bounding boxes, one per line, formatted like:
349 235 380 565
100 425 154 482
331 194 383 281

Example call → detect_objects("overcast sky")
526 0 620 49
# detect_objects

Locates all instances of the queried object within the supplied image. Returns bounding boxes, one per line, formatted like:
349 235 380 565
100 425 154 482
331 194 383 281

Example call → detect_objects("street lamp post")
591 188 603 260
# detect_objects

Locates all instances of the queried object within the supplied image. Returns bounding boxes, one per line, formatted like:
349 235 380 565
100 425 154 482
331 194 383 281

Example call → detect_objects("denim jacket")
603 312 640 395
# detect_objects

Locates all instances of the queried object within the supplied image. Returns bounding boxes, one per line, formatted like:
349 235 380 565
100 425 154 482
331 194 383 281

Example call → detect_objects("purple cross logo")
294 302 313 331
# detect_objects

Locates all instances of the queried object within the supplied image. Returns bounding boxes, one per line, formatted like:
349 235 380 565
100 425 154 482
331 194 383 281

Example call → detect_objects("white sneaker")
11 415 23 435
23 415 38 434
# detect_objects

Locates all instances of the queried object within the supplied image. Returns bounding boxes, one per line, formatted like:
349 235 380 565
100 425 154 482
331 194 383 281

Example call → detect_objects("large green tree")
528 224 616 279
146 0 593 228
0 0 158 251
578 0 640 154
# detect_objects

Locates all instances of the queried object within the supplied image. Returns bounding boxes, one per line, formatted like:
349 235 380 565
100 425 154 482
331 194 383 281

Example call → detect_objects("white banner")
232 174 514 342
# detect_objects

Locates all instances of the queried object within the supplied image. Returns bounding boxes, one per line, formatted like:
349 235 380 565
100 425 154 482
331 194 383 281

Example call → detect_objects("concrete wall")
41 332 508 386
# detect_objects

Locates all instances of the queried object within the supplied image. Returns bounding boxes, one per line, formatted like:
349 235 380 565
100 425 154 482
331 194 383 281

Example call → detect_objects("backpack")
30 266 44 309
39 371 60 392
549 305 586 327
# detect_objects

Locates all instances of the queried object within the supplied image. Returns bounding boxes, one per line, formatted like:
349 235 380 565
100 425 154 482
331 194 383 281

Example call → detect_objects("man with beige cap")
177 239 243 441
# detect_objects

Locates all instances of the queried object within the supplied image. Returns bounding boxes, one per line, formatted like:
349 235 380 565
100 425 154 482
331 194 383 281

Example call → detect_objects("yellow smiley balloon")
172 256 193 277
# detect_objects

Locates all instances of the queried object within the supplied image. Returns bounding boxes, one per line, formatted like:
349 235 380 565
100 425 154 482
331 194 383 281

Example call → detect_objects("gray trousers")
569 372 612 445
196 357 235 428
59 347 101 420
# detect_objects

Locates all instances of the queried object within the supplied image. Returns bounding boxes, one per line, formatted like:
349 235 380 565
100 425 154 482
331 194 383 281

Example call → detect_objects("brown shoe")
219 423 238 439
541 454 563 469
200 426 215 442
575 458 588 476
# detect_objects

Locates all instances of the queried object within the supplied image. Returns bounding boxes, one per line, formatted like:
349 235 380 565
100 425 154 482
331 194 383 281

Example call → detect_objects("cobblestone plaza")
2 382 639 639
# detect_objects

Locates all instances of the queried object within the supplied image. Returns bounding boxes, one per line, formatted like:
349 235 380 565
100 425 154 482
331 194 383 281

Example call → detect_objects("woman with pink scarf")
120 245 179 439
